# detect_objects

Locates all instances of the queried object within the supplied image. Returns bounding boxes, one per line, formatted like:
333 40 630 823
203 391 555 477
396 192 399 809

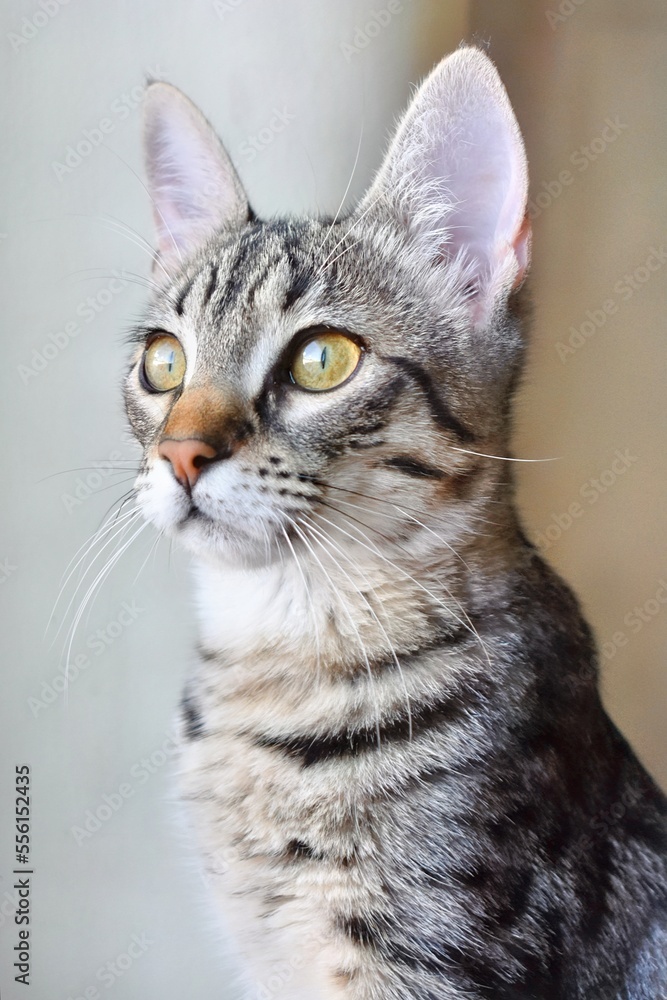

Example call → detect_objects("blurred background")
1 1 665 997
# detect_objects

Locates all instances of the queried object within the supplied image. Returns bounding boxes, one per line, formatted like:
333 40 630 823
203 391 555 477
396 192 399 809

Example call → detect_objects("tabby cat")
125 46 667 999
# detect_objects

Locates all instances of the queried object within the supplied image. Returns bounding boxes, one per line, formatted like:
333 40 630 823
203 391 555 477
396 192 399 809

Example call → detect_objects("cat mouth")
180 503 210 525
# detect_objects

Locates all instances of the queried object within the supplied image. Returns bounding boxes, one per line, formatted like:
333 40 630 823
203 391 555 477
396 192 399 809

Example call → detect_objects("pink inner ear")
360 48 530 320
144 83 249 274
432 108 528 284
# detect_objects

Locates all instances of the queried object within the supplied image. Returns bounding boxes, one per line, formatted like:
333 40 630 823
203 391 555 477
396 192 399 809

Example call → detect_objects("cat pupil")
320 347 327 370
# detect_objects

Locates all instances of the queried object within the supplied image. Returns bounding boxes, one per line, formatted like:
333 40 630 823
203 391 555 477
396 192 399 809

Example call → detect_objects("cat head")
126 46 530 569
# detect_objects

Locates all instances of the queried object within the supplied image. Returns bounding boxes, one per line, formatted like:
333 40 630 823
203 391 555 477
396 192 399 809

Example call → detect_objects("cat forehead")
145 217 409 386
172 219 319 317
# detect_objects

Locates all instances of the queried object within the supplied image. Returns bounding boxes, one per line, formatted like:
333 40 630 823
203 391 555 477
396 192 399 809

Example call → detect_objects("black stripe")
244 257 281 311
174 275 195 316
254 688 475 767
283 269 311 310
282 230 314 310
382 456 444 480
196 644 224 663
215 230 261 316
348 420 385 436
382 355 474 442
181 693 205 740
338 915 379 948
285 839 319 861
203 264 218 304
349 438 385 450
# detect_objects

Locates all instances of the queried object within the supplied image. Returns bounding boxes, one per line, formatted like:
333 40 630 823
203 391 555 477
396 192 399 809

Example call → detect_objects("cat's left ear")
360 47 531 326
143 82 250 275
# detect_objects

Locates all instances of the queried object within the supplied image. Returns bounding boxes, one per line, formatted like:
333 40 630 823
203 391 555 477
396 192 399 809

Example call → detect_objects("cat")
125 45 667 1000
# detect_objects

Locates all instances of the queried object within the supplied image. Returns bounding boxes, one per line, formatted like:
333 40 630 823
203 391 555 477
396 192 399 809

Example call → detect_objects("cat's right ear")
359 47 530 327
143 82 250 276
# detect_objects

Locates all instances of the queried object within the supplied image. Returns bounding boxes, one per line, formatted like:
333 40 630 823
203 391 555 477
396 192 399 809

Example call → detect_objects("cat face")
126 48 531 569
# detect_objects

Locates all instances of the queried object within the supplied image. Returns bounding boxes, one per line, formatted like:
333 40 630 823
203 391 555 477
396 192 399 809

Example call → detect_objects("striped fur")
126 48 667 999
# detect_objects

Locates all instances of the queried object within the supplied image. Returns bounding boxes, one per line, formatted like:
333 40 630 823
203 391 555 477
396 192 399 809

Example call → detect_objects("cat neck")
191 521 521 673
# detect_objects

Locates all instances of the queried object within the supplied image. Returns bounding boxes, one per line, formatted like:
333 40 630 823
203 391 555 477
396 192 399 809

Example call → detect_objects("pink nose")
158 438 218 491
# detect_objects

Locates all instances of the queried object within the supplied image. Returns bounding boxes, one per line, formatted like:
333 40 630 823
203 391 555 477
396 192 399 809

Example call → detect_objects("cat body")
127 48 667 999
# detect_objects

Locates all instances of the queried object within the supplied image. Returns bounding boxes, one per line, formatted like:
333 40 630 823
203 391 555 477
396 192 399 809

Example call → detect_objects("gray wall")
1 1 664 998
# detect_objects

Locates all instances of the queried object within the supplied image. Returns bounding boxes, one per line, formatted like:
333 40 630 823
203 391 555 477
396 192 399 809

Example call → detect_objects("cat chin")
165 512 285 571
137 464 290 569
138 487 285 570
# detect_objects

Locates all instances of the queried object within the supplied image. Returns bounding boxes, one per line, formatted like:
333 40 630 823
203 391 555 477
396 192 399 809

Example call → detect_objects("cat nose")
158 438 219 491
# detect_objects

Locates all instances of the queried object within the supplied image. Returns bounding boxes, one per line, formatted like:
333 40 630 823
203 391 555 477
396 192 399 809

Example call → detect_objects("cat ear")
143 82 250 274
361 47 531 325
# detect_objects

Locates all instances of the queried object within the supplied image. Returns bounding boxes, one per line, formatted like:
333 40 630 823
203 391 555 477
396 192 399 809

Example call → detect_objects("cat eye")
142 334 186 392
290 332 362 392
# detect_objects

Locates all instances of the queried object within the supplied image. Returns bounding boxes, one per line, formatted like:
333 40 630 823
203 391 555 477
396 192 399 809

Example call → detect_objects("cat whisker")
319 232 370 273
132 527 165 587
97 212 172 285
259 521 273 567
320 499 483 641
66 476 139 502
61 518 149 694
67 267 163 296
301 513 413 742
62 210 171 286
37 465 139 483
54 491 138 590
313 491 474 573
95 488 140 538
305 476 479 530
285 517 382 748
279 523 322 678
99 143 184 267
313 503 492 670
322 487 499 579
314 120 365 257
316 192 383 274
392 506 475 573
49 507 143 643
452 446 562 463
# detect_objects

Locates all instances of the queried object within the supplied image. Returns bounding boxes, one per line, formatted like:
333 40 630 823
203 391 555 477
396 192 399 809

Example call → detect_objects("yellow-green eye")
290 332 362 392
142 334 186 392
